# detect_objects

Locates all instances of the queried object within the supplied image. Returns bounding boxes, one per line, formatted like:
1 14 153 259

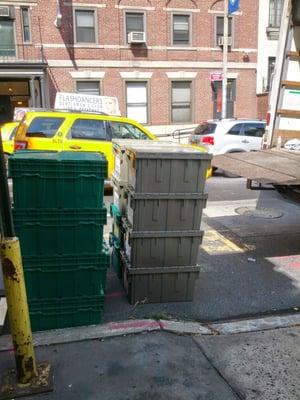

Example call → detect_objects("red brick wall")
10 0 260 123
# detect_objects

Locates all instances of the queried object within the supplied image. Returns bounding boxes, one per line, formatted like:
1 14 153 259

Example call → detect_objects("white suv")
189 119 266 155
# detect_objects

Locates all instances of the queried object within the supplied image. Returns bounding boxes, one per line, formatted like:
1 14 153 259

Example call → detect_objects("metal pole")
29 77 36 107
0 135 37 385
222 0 229 119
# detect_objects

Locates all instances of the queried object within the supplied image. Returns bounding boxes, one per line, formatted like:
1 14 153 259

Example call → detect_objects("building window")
126 81 148 124
0 19 15 57
125 12 144 43
269 0 283 28
267 57 276 91
172 14 190 46
74 9 96 43
21 7 31 43
216 16 233 46
76 81 100 95
171 81 192 123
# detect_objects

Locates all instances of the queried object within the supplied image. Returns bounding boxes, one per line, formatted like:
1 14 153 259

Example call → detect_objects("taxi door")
62 116 114 178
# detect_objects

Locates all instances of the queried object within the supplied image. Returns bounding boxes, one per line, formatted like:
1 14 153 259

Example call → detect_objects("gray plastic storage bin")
121 253 200 303
127 190 207 231
125 145 211 194
112 173 128 214
112 140 170 183
124 226 203 268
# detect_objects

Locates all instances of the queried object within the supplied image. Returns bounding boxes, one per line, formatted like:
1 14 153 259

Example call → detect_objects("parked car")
13 110 158 179
1 121 19 155
189 119 266 155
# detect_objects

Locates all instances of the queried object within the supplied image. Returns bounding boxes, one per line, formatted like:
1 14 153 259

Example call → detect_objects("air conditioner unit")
217 36 233 47
128 31 146 44
0 6 10 17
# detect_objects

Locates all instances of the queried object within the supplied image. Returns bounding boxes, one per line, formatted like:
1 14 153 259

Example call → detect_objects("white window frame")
171 13 191 46
73 8 98 44
21 7 31 44
171 80 193 124
0 17 17 58
215 15 234 47
125 80 149 124
75 80 101 96
269 0 284 28
124 10 146 45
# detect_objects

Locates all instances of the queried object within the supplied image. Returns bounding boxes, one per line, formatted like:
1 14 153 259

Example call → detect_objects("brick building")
0 0 260 134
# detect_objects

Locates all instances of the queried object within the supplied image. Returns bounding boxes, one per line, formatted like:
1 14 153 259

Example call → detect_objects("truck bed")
212 149 300 185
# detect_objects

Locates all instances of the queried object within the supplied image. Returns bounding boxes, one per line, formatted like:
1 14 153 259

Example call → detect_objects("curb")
0 313 299 352
0 297 7 335
208 312 300 335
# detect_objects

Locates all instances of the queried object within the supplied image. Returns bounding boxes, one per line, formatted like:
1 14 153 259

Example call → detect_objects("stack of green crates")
9 151 109 331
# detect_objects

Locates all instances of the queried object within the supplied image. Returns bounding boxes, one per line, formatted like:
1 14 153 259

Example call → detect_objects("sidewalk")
1 314 299 400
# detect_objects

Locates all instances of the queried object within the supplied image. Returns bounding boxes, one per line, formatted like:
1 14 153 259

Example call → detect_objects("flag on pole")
228 0 239 14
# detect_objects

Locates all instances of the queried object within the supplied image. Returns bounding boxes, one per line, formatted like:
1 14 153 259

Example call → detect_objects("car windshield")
194 123 217 135
26 117 65 138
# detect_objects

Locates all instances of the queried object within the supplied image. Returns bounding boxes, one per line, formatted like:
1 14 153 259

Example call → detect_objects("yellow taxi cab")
1 121 19 155
14 109 212 180
14 110 157 179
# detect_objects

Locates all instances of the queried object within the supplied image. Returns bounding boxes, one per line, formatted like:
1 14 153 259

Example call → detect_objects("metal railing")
0 44 45 63
172 126 195 143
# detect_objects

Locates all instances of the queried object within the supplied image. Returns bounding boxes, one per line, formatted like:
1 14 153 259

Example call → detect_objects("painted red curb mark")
106 291 126 298
287 262 300 269
108 320 159 331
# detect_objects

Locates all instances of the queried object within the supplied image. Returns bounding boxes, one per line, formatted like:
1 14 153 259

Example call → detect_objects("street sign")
210 71 223 81
229 0 240 14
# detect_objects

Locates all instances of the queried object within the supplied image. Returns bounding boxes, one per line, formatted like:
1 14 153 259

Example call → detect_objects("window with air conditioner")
126 81 148 124
172 14 190 46
216 16 233 48
171 81 192 123
74 9 96 44
125 12 145 44
76 81 100 96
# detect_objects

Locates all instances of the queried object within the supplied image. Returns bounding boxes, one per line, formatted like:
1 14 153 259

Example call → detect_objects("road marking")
201 229 244 255
267 255 300 288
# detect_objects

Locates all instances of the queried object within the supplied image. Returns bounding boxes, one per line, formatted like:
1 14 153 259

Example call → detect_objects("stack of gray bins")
112 140 212 304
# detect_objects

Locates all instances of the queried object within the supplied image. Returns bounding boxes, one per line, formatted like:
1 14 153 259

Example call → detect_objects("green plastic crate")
109 203 124 248
29 294 105 331
23 245 110 299
9 151 107 209
13 208 107 256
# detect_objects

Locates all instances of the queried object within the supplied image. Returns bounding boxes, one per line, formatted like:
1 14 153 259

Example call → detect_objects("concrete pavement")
1 315 299 400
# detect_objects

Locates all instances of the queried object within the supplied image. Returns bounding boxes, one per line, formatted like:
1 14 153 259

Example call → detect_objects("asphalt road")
1 174 300 323
103 174 300 322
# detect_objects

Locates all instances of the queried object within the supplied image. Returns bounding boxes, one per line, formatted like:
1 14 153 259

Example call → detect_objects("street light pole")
222 0 229 119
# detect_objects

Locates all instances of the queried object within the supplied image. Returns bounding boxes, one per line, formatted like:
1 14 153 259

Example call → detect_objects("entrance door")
212 79 236 119
0 95 12 123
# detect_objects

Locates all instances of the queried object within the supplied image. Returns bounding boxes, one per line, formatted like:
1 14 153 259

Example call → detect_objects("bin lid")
10 150 107 164
125 144 212 160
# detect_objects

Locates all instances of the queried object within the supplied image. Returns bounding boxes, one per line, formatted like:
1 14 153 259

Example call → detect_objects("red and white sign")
210 71 223 81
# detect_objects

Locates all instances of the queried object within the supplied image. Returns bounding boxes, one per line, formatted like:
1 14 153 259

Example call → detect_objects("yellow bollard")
0 237 37 384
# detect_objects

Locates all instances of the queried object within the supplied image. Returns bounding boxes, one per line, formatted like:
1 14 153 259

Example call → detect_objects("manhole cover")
235 207 284 219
